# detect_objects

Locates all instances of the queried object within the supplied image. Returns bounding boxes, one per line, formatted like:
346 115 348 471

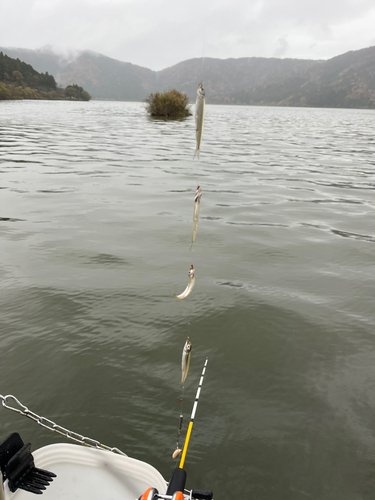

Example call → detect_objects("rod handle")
192 490 213 500
166 468 187 496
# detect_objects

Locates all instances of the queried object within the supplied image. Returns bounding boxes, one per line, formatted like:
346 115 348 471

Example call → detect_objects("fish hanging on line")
193 83 205 159
190 185 202 250
174 265 195 299
181 338 192 384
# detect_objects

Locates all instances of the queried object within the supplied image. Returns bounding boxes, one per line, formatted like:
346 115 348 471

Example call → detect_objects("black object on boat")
0 432 56 494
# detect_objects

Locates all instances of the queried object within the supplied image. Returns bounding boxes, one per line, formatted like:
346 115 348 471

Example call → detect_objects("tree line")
0 52 91 101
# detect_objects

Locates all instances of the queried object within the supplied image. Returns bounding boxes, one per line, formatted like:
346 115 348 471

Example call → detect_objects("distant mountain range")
1 45 375 109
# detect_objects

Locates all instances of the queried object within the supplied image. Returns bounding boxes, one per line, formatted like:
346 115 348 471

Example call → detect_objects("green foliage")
80 90 91 101
65 86 78 99
145 89 191 118
0 53 91 102
65 84 91 101
0 52 56 91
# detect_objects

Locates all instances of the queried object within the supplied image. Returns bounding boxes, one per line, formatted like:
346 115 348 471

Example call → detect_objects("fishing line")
171 372 185 467
195 2 207 181
174 332 191 460
173 311 192 463
200 0 208 83
175 384 185 452
201 48 205 87
176 337 187 452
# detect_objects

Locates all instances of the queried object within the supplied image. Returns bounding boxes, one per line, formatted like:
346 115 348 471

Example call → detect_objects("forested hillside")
0 52 91 101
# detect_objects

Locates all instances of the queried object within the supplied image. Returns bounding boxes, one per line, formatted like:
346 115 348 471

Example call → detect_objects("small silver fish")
181 338 192 384
193 83 205 159
174 265 195 299
190 186 202 250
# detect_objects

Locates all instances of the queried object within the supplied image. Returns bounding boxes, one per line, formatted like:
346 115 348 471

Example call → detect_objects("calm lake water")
1 100 375 499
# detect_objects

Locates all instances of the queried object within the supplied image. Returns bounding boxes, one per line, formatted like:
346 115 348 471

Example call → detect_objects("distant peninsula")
0 52 91 101
1 45 375 109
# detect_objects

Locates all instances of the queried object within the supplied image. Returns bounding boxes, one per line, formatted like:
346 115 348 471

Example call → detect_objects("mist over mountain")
0 46 80 79
0 50 91 101
1 45 375 108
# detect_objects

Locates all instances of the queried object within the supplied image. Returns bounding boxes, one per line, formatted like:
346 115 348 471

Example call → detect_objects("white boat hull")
3 443 167 500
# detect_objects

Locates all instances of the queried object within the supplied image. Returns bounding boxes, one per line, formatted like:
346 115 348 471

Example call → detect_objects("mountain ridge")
1 45 375 108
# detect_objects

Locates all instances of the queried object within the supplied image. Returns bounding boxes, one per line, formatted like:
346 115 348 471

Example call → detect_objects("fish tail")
193 148 200 160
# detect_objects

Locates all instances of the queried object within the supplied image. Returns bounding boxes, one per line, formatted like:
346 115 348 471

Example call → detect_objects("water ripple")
1 100 375 500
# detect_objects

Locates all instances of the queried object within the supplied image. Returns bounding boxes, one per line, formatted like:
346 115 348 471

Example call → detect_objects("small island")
145 89 191 118
0 52 91 101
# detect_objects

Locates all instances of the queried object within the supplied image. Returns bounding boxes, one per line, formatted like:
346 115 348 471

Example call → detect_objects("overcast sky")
1 0 375 71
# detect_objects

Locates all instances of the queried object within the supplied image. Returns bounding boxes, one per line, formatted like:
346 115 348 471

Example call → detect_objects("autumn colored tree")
12 70 23 82
0 82 11 99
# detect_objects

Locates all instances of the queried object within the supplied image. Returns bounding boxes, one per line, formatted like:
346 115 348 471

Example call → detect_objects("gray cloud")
1 0 375 70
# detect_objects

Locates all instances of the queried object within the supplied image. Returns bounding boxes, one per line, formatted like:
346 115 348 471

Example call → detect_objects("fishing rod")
179 357 208 469
166 358 209 497
139 359 211 500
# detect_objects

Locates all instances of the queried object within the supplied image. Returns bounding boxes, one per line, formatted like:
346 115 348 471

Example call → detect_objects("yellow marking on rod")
179 421 194 469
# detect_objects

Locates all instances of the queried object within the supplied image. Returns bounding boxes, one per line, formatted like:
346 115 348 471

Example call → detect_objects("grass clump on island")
145 89 191 118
